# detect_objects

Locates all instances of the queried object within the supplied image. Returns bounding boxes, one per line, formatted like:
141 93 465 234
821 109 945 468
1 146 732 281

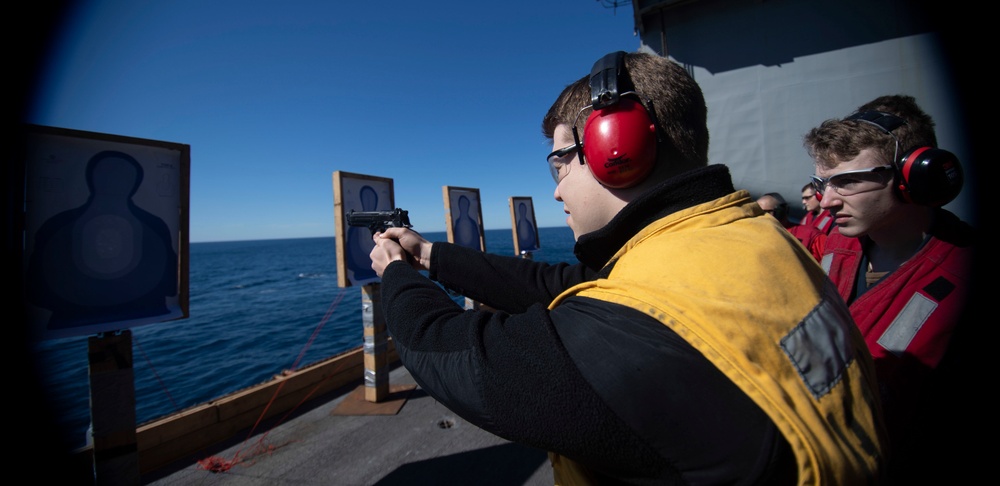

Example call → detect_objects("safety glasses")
546 143 580 183
810 165 894 200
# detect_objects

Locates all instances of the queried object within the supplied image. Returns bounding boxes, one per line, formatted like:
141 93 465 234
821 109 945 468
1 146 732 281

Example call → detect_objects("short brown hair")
804 94 937 169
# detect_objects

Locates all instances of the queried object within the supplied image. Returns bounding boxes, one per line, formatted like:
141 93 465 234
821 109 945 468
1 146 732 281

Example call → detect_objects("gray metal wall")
631 0 980 224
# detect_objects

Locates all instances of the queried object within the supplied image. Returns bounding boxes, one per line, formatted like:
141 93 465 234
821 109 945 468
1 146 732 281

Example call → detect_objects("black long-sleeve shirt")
380 165 795 484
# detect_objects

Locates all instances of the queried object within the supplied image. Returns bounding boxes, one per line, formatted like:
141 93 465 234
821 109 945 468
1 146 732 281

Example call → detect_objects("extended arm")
378 260 778 481
372 227 595 313
429 242 595 313
377 260 663 475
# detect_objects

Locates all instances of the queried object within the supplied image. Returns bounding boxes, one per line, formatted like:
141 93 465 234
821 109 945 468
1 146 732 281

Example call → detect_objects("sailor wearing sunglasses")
803 94 976 485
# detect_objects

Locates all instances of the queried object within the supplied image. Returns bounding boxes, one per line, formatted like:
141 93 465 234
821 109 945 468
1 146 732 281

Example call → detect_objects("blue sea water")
32 226 578 449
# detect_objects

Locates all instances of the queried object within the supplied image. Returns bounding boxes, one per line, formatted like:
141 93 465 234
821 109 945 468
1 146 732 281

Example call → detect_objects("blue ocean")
32 226 578 450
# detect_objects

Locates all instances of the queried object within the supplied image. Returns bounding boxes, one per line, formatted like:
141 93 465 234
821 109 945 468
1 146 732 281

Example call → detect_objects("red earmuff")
895 146 963 206
582 98 657 189
576 51 660 189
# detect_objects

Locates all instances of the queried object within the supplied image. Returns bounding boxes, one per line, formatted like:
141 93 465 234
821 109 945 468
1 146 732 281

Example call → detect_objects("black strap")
846 110 907 133
589 51 626 110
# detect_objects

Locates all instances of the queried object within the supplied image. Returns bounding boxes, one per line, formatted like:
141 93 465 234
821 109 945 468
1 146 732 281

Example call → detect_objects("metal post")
362 283 388 402
88 330 139 486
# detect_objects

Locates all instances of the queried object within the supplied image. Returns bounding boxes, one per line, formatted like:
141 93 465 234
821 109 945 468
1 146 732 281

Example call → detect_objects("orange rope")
196 288 349 473
133 334 180 413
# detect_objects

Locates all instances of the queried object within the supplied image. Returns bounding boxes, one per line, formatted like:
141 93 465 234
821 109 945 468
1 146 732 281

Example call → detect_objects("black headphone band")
846 110 907 133
846 110 906 169
589 51 627 109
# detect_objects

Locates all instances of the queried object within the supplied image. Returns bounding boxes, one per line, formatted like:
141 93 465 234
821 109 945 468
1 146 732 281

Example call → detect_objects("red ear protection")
574 51 659 189
847 110 964 207
896 146 964 206
581 98 657 188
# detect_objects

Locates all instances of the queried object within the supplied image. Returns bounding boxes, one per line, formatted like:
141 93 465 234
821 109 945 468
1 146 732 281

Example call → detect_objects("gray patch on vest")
781 281 855 398
877 293 937 357
820 253 833 274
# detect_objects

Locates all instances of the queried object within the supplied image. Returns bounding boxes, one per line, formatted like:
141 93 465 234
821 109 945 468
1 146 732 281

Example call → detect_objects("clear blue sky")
28 0 638 243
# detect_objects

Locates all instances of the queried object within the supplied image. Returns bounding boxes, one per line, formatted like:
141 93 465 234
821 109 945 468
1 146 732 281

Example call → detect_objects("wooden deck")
51 344 553 485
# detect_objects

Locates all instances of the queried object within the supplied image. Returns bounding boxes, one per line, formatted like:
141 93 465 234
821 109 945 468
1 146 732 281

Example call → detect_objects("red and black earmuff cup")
896 146 963 206
582 98 657 188
579 51 659 189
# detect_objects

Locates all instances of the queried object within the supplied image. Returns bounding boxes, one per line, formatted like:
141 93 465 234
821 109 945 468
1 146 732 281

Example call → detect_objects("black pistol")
346 208 412 236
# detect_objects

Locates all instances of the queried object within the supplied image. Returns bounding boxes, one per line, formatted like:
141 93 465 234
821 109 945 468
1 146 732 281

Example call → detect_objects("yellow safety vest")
548 191 886 485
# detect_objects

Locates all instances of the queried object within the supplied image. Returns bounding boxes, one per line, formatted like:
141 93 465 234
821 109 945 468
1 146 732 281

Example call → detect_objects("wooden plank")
122 344 398 474
89 331 139 485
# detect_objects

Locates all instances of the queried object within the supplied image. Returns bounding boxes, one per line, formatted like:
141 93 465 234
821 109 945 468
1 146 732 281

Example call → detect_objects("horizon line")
190 225 570 245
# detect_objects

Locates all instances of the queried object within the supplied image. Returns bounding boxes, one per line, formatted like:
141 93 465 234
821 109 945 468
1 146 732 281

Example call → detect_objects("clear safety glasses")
810 165 894 199
546 143 580 184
